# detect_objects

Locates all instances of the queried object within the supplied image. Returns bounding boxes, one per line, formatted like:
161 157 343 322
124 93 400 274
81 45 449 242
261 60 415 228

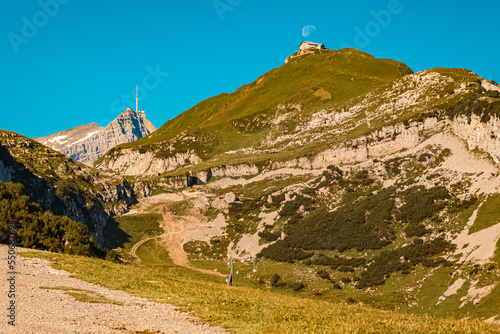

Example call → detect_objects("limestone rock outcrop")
98 150 202 176
34 108 156 165
450 114 500 163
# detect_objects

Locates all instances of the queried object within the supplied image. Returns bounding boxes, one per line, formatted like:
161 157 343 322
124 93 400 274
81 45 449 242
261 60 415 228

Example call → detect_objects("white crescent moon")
302 25 316 38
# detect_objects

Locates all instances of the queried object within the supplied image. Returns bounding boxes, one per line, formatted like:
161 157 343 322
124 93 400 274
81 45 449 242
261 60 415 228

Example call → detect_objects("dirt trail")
0 246 227 334
158 207 225 277
129 236 157 262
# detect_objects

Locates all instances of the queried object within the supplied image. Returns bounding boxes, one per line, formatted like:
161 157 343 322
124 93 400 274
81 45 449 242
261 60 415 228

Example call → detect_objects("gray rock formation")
34 108 156 165
99 149 202 176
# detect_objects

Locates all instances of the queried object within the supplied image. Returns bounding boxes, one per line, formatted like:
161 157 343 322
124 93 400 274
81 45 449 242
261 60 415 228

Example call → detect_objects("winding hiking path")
129 236 157 262
158 208 225 277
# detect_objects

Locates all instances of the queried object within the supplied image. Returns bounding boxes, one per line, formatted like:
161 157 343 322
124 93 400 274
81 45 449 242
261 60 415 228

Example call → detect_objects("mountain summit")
35 108 156 165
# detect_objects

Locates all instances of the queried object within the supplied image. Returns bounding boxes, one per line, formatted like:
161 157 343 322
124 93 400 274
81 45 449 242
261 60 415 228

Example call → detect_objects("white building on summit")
299 41 328 51
285 41 329 63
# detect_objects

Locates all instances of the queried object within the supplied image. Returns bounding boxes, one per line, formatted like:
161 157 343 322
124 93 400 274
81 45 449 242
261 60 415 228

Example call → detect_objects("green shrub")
485 90 500 98
418 153 432 162
272 193 286 206
303 258 312 266
404 223 429 237
341 277 352 283
338 265 355 272
285 189 395 252
279 194 315 217
384 157 405 175
257 240 313 262
271 274 281 287
105 250 120 263
356 237 454 289
397 186 449 225
446 93 500 123
258 230 279 242
317 269 331 280
0 182 96 256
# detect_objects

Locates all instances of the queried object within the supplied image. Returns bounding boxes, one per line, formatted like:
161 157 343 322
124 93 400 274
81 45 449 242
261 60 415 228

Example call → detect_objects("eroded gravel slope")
0 246 226 334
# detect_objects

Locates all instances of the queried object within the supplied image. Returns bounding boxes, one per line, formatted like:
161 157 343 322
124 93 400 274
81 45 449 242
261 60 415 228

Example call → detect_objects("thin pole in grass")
227 257 234 286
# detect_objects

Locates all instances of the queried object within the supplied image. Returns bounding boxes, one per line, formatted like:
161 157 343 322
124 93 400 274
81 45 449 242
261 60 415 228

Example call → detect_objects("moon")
302 25 316 38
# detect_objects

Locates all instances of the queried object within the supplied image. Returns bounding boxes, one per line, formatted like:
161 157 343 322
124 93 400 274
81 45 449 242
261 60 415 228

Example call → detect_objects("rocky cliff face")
0 130 137 246
98 149 201 176
35 108 156 165
450 114 500 163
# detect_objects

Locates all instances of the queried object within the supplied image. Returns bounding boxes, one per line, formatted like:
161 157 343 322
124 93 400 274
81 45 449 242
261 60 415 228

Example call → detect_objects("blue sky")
1 0 499 138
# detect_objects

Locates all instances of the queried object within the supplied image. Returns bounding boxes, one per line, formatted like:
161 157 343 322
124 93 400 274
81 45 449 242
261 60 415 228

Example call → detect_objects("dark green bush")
292 282 305 291
356 237 454 289
485 90 500 98
279 194 315 217
285 189 395 252
258 230 279 242
346 297 356 304
418 153 432 162
397 186 449 225
317 269 331 280
404 223 429 237
272 193 286 206
271 274 281 287
257 239 312 262
303 258 312 266
341 277 352 283
446 93 500 122
384 157 405 175
105 250 121 263
228 198 263 219
0 182 96 256
338 265 355 272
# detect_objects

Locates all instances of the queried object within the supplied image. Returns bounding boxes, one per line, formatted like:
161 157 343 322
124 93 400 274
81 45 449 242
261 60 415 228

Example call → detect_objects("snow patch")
68 131 100 147
47 135 68 144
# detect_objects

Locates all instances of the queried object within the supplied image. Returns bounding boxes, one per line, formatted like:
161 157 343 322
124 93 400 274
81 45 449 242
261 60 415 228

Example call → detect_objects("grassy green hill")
97 48 492 183
97 48 414 166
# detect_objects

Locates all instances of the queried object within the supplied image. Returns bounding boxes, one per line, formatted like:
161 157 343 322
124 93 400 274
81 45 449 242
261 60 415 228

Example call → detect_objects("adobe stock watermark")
110 64 169 114
7 0 70 54
213 0 242 21
339 0 407 49
6 219 17 326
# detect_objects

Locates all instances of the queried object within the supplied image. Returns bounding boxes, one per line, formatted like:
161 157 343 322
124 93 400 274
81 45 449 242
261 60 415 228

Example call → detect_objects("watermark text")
7 0 70 54
6 219 16 326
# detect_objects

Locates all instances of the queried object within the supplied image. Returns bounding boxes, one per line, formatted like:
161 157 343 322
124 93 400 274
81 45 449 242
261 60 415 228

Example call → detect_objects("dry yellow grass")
21 251 500 334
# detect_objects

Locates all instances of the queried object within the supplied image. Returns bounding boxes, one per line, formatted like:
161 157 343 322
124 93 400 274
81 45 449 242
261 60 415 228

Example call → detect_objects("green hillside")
0 129 137 253
97 48 490 183
98 48 413 164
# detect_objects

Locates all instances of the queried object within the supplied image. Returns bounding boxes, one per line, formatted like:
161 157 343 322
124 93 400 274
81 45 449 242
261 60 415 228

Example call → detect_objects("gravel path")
158 211 225 278
0 245 227 334
129 236 157 262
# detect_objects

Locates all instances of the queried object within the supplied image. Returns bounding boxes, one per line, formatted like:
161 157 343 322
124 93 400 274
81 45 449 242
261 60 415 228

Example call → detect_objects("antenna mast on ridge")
136 85 138 112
